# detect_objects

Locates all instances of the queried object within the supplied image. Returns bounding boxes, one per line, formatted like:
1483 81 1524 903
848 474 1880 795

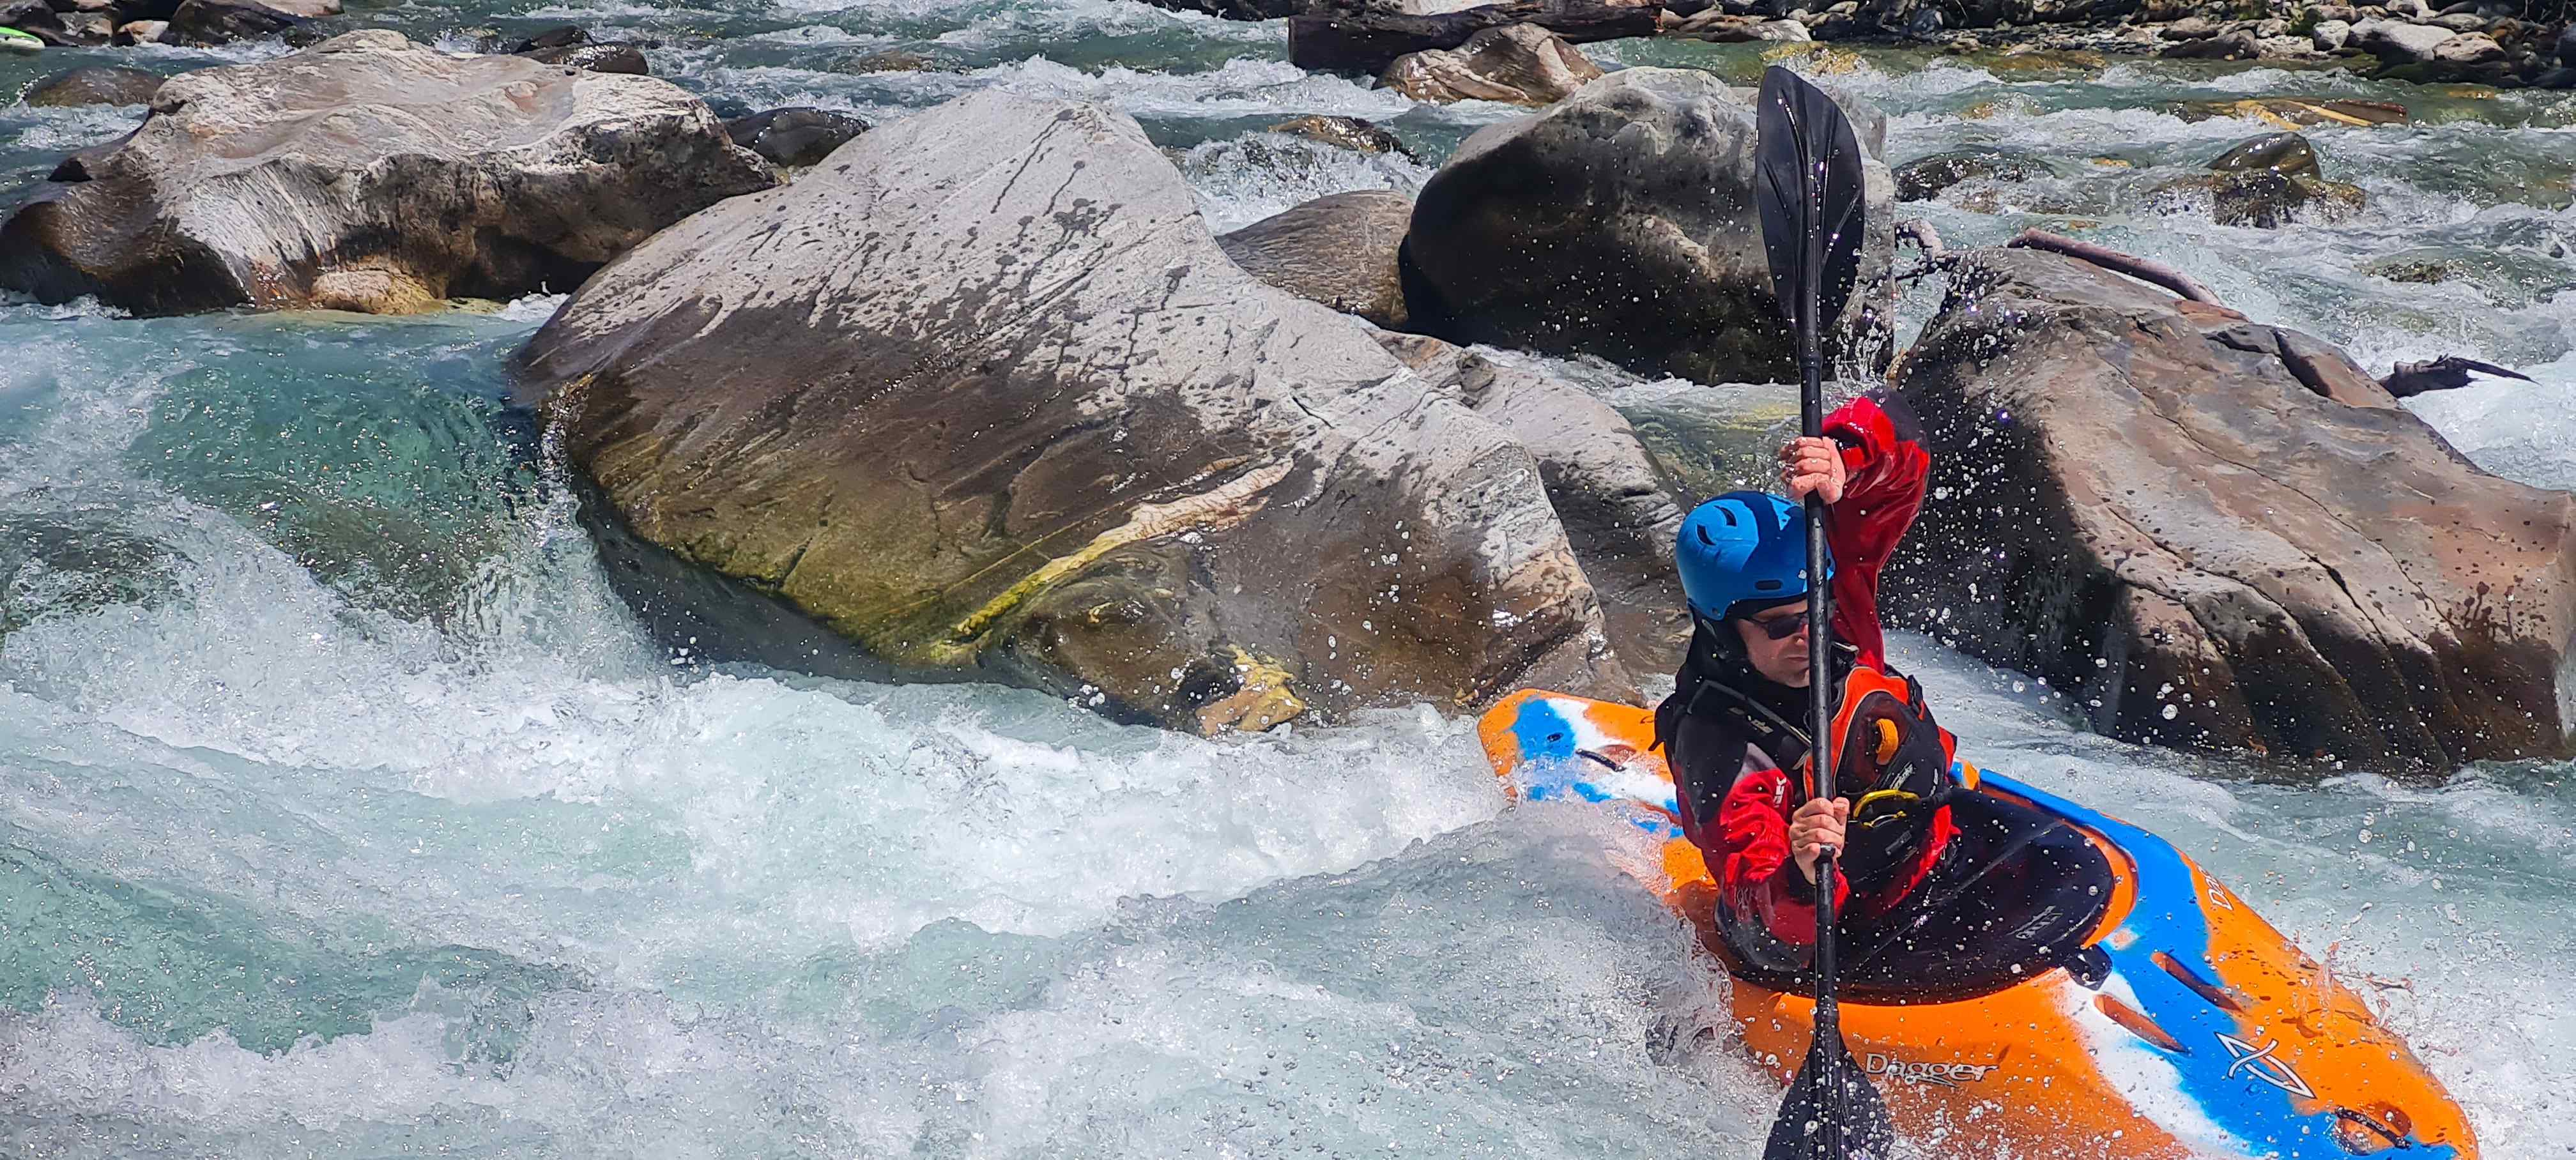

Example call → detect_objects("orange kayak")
1477 688 2476 1159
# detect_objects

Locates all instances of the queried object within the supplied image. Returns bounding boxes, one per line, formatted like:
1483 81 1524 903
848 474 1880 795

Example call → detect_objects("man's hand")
1779 436 1847 506
1788 796 1848 884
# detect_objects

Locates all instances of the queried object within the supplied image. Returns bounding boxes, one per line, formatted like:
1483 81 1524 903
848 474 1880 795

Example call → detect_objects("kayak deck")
1477 688 2476 1159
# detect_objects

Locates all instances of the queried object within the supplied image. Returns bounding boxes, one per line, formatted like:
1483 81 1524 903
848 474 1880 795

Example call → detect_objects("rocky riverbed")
4 3 2576 1156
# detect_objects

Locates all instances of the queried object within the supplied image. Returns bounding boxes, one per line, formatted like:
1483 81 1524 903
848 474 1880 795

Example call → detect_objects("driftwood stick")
2005 227 2222 305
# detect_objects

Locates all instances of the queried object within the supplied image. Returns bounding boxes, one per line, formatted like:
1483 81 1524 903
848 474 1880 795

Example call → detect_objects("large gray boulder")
1377 333 1691 672
1218 189 1415 330
0 31 774 315
1887 247 2576 777
1405 68 1897 384
514 91 1634 735
1377 22 1603 105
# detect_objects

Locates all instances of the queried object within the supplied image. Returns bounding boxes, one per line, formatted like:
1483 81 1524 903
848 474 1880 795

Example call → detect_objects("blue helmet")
1675 491 1832 622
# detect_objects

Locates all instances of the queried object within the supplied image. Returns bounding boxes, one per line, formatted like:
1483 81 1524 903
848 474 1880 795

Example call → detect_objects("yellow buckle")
1851 787 1920 828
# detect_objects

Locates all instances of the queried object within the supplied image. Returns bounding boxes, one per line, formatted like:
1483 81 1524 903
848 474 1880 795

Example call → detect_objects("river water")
2 3 2573 1157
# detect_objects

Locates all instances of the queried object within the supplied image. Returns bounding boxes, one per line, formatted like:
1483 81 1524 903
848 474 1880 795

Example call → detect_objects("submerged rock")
1893 146 2052 201
2207 130 2321 179
2147 131 2364 227
1218 189 1415 329
1887 247 2576 776
0 32 774 316
1379 22 1602 105
522 41 649 74
513 91 1633 735
1406 66 1895 384
1264 113 1413 157
724 107 868 168
19 65 163 107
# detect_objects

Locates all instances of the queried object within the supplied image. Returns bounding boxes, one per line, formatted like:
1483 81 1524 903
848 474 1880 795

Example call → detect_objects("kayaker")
1653 393 2110 998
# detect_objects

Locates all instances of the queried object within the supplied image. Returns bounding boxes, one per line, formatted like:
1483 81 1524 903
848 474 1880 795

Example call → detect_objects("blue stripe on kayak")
1975 771 2455 1159
1503 696 1685 839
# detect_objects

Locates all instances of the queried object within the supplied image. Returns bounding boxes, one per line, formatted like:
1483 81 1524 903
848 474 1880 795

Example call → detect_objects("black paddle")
1751 65 1897 1160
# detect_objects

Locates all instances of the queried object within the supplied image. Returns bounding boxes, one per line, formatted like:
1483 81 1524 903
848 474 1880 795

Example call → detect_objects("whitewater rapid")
4 1 2575 1156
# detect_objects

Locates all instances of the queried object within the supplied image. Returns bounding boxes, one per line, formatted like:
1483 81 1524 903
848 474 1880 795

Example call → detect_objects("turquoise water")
3 3 2574 1156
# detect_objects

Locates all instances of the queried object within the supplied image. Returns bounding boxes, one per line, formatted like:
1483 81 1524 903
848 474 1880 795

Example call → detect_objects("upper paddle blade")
1753 65 1871 337
1761 1035 1897 1160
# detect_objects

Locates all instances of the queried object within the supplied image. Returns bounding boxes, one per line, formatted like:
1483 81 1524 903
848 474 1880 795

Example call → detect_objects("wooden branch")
1288 2 1667 75
1894 218 1948 263
2004 227 2222 305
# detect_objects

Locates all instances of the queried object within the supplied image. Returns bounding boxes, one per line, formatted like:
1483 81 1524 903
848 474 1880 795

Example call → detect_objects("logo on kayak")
2218 1034 2316 1099
1862 1053 1998 1087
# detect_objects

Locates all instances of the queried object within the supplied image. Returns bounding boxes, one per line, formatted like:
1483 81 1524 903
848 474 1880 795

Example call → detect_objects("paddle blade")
1760 1035 1897 1160
1754 65 1870 338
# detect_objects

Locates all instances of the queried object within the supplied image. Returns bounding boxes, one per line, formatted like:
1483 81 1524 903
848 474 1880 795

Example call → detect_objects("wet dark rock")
20 65 164 106
2209 130 2321 180
2146 132 2363 227
1887 246 2576 777
510 24 585 52
1264 114 1413 158
1133 0 1307 17
2382 355 2532 397
2150 168 2364 227
0 31 774 316
1218 189 1416 329
0 0 72 43
723 107 868 168
1893 146 2051 201
512 90 1634 735
1406 66 1894 383
164 0 304 45
1287 3 1664 75
1379 22 1601 105
521 41 649 74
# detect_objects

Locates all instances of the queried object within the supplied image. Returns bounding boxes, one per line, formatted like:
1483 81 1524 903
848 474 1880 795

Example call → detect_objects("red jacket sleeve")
1708 760 1848 945
1821 393 1928 671
1705 757 1961 947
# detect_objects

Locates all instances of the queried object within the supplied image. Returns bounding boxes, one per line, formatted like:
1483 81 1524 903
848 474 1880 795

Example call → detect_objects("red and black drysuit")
1653 393 2113 1003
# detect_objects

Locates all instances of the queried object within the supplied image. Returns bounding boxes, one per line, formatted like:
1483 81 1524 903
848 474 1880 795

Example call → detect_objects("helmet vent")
1696 524 1714 546
1756 579 1783 591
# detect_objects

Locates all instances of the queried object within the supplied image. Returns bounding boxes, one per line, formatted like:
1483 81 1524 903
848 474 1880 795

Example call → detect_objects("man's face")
1733 603 1811 688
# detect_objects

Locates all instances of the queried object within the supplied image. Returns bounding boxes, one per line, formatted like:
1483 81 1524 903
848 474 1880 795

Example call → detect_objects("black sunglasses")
1744 608 1810 641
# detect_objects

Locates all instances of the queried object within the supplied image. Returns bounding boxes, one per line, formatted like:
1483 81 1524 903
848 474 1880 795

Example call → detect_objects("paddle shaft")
1797 151 1845 1140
